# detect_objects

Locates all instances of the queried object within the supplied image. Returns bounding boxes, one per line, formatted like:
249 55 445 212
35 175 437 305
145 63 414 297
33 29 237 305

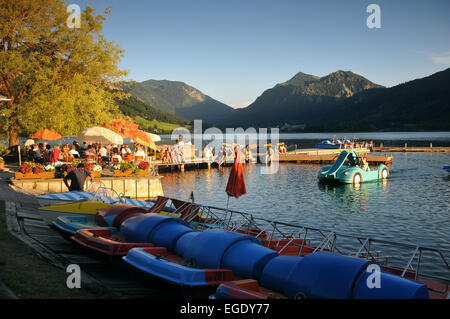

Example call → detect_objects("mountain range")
120 80 233 124
119 68 450 132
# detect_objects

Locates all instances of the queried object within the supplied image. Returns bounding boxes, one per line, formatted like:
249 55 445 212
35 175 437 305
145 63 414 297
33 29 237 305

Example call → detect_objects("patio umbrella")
225 146 247 212
77 127 123 145
145 132 161 142
103 119 156 150
131 129 156 150
31 128 62 140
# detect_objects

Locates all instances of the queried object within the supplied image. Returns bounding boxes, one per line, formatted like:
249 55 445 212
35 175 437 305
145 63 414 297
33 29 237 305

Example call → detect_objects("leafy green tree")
0 0 128 147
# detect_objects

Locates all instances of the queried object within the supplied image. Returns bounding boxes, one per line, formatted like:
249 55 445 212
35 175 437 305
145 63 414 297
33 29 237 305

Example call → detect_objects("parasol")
77 127 123 145
31 129 62 140
225 146 247 213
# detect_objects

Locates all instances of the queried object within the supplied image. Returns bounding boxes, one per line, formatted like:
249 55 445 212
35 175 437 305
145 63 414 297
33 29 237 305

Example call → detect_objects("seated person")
360 157 369 171
85 145 96 156
111 149 122 163
98 144 108 162
32 144 42 162
121 145 132 156
134 146 146 162
50 145 63 166
69 145 80 158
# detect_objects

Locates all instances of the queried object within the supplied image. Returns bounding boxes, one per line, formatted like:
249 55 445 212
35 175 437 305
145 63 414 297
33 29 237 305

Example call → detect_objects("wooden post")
18 145 22 166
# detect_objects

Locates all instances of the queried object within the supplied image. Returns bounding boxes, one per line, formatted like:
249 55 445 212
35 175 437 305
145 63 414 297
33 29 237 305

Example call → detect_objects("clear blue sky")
73 0 450 108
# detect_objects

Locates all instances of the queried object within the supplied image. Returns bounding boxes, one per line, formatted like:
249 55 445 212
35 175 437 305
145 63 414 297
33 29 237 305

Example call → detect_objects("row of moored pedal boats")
37 191 450 299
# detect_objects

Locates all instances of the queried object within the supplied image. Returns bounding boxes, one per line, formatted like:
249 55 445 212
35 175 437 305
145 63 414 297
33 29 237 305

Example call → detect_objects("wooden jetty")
372 143 450 153
286 148 371 156
277 153 393 165
276 147 393 165
153 147 393 170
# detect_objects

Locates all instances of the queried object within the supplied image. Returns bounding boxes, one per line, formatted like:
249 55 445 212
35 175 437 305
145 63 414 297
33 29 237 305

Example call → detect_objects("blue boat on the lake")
318 150 389 184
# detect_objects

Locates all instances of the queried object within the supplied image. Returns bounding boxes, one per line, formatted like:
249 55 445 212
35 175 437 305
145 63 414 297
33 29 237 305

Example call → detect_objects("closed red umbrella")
226 146 246 199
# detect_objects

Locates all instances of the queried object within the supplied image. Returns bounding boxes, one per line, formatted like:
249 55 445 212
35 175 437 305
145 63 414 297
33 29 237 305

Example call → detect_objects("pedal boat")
118 214 430 299
37 191 156 208
318 150 388 184
53 203 148 236
39 201 112 225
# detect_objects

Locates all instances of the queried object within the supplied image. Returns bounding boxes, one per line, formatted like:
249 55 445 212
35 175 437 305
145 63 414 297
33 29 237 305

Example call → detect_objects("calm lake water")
160 149 450 278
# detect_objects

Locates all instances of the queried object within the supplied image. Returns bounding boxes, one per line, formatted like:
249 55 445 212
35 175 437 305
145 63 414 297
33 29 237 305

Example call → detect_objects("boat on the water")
52 197 184 236
443 166 450 173
40 193 449 299
118 214 430 298
210 253 429 299
315 138 373 149
37 191 156 208
315 139 343 149
53 203 149 236
39 201 112 225
318 150 388 184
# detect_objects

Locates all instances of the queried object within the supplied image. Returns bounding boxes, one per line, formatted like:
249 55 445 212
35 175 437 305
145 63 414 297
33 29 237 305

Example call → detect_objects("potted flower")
113 161 149 176
15 162 55 179
134 161 150 175
114 161 135 176
85 162 102 177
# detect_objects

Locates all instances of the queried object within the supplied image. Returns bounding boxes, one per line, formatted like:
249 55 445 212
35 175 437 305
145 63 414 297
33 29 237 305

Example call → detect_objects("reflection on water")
318 180 389 214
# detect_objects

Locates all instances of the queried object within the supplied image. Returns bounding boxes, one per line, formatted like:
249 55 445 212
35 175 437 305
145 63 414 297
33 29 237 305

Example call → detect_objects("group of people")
26 141 81 165
161 135 192 164
24 138 150 166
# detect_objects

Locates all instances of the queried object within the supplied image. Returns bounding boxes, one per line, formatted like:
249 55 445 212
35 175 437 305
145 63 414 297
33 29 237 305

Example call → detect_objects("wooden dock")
276 147 393 165
286 147 371 156
372 143 450 153
277 153 393 165
153 147 393 171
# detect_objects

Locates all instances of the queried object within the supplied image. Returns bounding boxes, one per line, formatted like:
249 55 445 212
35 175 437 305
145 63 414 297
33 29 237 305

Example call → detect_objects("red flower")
138 161 149 170
19 164 32 174
33 166 44 174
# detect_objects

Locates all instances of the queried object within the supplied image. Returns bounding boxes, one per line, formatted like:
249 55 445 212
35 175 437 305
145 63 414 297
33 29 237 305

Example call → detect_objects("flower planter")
91 171 102 178
15 171 55 179
0 162 4 170
114 169 149 177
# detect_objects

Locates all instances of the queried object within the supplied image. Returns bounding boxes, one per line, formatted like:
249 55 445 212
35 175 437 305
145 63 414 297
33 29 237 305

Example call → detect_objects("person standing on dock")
63 163 94 191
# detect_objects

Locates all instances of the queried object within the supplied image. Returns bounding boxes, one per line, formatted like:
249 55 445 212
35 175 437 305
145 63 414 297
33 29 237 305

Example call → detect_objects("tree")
0 0 128 147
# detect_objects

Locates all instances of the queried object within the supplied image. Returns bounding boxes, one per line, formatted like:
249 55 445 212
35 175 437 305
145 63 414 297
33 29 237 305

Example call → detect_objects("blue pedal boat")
318 150 389 184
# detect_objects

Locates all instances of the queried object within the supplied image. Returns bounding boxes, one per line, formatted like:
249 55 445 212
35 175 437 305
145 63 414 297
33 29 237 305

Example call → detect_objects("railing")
175 198 450 296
